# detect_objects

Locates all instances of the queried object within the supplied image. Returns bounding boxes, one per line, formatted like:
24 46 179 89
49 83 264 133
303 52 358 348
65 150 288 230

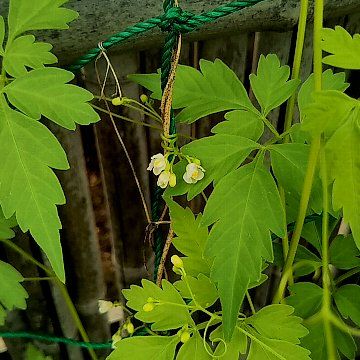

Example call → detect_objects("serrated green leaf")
322 26 360 69
302 220 322 253
177 333 212 360
25 344 52 360
123 279 192 331
180 134 259 199
334 285 360 327
4 68 100 130
302 90 358 138
8 0 78 40
210 324 247 359
270 143 322 213
0 96 68 281
0 260 28 325
166 200 210 277
298 70 349 120
0 207 17 239
128 71 162 100
326 109 360 247
4 35 57 78
175 274 218 308
330 235 360 270
285 282 323 319
202 160 285 339
107 336 179 360
0 16 5 55
250 54 300 116
247 305 308 344
212 110 264 141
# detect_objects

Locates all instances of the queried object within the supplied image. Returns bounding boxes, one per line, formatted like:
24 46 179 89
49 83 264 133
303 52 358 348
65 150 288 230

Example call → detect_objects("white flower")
147 153 168 175
183 163 205 184
157 171 171 189
98 300 114 314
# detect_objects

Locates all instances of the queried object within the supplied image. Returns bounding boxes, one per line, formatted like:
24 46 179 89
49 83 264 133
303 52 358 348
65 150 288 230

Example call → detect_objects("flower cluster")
147 153 205 189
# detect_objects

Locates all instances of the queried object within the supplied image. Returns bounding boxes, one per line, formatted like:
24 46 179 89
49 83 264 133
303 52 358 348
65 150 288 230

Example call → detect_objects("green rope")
68 0 265 72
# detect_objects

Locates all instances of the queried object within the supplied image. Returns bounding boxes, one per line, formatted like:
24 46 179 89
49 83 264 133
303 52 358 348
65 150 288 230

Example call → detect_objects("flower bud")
180 331 191 343
111 97 122 106
143 302 155 312
171 255 183 269
169 173 177 188
172 266 182 275
126 322 135 334
140 94 148 103
111 332 122 349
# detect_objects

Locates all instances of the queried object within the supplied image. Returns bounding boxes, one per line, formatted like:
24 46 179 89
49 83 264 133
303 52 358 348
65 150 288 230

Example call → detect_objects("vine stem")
335 267 360 285
273 0 323 303
0 239 98 360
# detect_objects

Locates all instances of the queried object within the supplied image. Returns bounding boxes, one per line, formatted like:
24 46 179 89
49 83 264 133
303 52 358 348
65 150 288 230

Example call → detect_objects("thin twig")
156 227 175 286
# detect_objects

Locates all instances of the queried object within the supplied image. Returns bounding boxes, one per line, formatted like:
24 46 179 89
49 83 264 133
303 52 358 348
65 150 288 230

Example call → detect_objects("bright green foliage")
250 54 300 116
334 285 360 327
0 260 28 325
25 344 52 360
301 220 322 253
180 134 259 199
177 333 212 360
325 109 360 247
128 71 162 99
212 110 264 141
0 208 17 239
202 160 285 339
0 16 4 55
330 235 360 270
246 304 310 360
107 336 179 360
123 279 192 331
3 35 57 77
166 200 210 277
270 143 322 213
0 96 69 280
4 68 99 130
8 0 78 40
285 282 323 319
297 70 349 119
175 274 218 308
210 324 247 359
322 26 360 69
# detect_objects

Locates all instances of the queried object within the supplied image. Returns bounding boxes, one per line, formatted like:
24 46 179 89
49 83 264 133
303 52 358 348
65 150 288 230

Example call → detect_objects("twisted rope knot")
159 7 195 33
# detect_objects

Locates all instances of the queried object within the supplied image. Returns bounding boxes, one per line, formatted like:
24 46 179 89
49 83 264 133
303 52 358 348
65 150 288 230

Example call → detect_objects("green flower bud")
171 255 184 269
180 331 191 344
140 94 149 103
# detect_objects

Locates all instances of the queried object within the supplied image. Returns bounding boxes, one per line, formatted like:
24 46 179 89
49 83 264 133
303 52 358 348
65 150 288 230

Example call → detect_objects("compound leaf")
0 260 28 325
250 54 300 116
202 160 285 339
4 68 100 130
123 279 192 331
107 336 179 360
334 285 360 327
8 0 78 40
330 235 360 270
177 333 212 360
322 26 360 70
4 35 57 78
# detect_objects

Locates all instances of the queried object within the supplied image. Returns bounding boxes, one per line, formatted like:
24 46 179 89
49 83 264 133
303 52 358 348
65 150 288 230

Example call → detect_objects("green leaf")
334 284 360 327
25 344 52 360
301 220 322 253
322 26 360 69
210 324 247 359
4 68 100 130
3 35 57 78
181 134 259 199
270 143 322 213
298 70 349 119
211 110 264 141
202 160 285 339
128 71 162 100
0 260 28 325
285 282 323 319
330 235 360 270
177 333 212 360
8 0 78 40
301 90 358 138
250 54 300 116
247 305 308 344
123 279 192 331
0 208 17 239
166 200 210 277
175 274 218 308
107 336 179 360
0 97 68 281
326 109 360 247
0 16 5 55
